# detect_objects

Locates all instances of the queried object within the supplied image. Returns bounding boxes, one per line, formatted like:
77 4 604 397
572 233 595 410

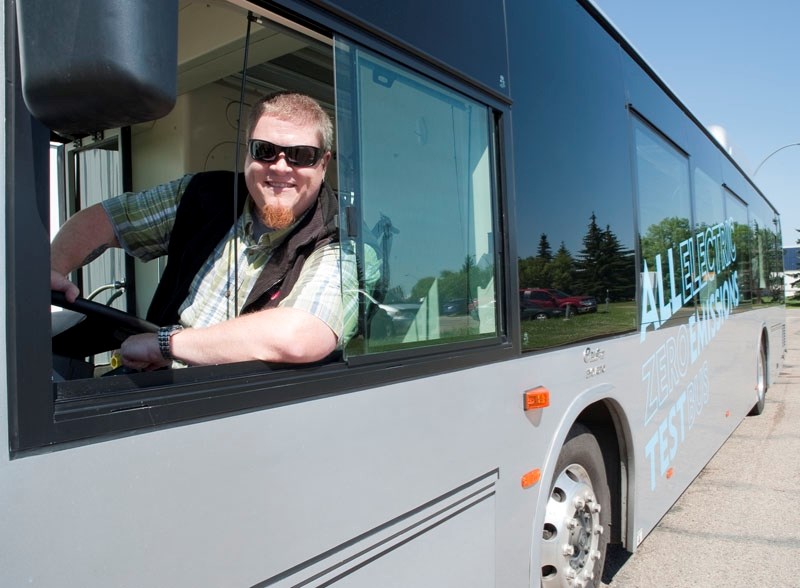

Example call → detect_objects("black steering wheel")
51 290 159 360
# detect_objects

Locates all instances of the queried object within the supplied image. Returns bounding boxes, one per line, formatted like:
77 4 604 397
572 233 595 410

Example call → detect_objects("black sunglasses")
248 139 324 168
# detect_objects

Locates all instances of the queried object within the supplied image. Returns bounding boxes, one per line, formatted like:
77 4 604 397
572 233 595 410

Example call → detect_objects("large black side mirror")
16 0 178 138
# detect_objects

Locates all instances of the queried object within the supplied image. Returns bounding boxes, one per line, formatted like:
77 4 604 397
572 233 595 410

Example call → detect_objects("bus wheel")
748 343 768 416
540 424 610 588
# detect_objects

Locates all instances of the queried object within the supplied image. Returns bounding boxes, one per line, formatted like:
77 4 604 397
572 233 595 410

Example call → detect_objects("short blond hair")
247 92 333 152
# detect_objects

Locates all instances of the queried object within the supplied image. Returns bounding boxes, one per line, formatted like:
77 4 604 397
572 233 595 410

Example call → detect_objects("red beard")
261 203 295 229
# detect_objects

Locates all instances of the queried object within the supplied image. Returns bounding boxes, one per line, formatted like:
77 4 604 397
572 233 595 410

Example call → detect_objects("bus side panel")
623 312 769 547
0 362 547 587
1 321 772 588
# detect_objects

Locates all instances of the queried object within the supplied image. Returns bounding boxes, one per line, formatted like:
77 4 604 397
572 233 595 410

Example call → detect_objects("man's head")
245 92 333 229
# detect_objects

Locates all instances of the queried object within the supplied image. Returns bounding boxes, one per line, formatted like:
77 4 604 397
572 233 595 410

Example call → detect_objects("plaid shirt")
102 174 361 342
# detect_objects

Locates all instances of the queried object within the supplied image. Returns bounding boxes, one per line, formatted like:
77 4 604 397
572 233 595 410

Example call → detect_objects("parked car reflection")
520 300 564 320
358 291 422 338
441 298 470 316
520 288 597 315
547 288 597 313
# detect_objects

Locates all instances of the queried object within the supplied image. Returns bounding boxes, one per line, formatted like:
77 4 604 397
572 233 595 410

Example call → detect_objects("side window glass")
633 119 694 335
692 167 737 317
750 207 783 306
693 167 725 230
335 42 499 356
725 190 752 306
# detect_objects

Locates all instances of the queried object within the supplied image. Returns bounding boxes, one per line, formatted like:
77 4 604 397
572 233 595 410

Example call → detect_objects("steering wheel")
51 290 159 360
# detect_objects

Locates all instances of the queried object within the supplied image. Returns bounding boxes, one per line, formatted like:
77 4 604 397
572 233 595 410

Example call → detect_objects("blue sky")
592 0 800 247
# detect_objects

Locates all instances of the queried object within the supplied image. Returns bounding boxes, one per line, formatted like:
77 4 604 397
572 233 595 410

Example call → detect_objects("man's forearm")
169 307 337 365
50 203 120 275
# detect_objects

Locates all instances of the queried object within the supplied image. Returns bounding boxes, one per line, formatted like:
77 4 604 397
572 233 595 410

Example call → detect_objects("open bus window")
49 2 503 391
334 44 500 357
49 2 343 384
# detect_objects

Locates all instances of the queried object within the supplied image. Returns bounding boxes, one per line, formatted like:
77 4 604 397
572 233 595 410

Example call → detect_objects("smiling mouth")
267 180 296 190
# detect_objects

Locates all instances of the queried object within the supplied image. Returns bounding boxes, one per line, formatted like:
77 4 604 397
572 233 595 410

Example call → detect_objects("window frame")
8 2 515 456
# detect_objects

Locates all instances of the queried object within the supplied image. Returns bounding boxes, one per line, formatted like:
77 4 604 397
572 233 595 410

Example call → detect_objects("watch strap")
157 324 184 360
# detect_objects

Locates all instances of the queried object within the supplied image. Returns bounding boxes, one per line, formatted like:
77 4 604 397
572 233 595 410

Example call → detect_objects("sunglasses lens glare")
251 140 277 161
250 140 321 167
287 146 318 167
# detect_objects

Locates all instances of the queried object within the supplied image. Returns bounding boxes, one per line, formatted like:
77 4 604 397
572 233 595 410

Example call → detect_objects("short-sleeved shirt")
102 174 362 343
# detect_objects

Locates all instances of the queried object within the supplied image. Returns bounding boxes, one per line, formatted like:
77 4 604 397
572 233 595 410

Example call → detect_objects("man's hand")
51 269 80 303
120 333 172 371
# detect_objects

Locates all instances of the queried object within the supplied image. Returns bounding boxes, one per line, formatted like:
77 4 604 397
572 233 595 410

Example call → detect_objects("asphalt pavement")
601 308 800 588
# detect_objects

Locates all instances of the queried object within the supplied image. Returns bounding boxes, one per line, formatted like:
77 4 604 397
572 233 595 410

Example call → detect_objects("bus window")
334 43 499 356
50 3 340 385
633 117 695 333
693 167 725 231
513 8 637 352
692 166 729 316
725 189 752 306
750 205 784 305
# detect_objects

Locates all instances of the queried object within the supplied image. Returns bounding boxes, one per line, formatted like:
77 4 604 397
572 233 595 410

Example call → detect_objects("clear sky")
592 0 800 248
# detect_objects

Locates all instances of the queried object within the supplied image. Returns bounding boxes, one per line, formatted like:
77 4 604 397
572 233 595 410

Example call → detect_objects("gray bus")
3 0 784 586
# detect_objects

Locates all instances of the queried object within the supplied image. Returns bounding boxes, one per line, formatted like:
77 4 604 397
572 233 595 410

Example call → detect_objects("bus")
3 0 785 586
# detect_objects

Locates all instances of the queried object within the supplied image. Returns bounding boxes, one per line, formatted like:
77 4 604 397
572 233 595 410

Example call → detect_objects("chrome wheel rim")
756 347 766 405
541 464 604 588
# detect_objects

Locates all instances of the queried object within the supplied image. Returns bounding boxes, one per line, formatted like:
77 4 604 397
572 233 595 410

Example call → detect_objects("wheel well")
576 402 625 546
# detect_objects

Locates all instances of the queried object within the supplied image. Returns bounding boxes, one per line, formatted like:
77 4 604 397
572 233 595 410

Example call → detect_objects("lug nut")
594 525 605 536
573 497 586 509
567 517 579 530
563 544 575 556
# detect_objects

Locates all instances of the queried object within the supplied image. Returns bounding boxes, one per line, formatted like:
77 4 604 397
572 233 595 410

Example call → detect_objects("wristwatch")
157 324 184 361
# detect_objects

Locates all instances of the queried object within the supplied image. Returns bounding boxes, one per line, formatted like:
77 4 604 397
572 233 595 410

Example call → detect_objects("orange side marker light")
524 386 550 411
666 467 674 480
521 469 541 489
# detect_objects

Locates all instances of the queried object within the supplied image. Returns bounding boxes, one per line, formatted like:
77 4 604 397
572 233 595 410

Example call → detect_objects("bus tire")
540 423 610 588
748 343 768 416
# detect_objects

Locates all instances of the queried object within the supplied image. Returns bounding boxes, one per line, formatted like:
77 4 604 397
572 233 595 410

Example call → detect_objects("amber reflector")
524 387 550 411
521 469 541 489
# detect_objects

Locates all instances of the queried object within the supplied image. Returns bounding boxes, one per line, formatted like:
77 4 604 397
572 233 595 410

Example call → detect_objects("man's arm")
50 203 120 302
120 242 351 369
120 307 337 369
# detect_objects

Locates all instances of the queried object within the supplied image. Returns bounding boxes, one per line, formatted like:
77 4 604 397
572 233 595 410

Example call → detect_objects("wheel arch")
532 395 635 587
531 387 636 585
574 399 632 549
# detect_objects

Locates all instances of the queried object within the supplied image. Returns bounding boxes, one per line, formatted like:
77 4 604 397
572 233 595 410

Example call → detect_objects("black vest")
146 171 338 326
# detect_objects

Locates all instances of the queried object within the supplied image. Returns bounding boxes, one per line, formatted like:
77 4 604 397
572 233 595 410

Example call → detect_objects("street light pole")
753 142 800 176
